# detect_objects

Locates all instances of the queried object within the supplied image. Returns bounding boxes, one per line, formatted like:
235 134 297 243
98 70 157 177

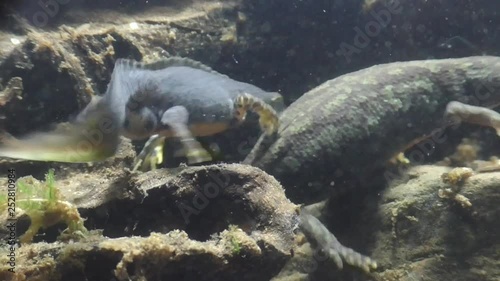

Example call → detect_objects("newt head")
122 103 158 140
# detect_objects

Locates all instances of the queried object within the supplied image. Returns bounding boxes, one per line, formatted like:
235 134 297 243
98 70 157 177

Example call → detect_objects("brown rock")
0 163 299 281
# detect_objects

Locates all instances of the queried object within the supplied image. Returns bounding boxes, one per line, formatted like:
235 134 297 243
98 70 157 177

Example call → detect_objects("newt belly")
157 122 231 138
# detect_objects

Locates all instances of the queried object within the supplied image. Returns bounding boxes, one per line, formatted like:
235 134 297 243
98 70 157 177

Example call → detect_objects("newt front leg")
234 92 280 135
132 134 166 172
133 106 212 172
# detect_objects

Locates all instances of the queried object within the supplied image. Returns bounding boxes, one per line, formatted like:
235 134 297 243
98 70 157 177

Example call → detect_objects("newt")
244 56 500 203
0 57 284 169
0 56 385 274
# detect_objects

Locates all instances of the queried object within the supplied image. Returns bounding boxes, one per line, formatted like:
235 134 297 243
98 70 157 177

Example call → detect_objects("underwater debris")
0 77 23 107
438 138 480 167
439 167 474 209
437 36 480 52
440 167 474 185
438 188 472 209
388 152 411 166
361 0 379 13
0 169 87 243
220 25 238 45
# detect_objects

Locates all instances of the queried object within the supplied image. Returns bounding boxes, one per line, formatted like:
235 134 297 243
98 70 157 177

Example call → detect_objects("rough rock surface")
370 165 499 281
270 165 499 281
3 162 497 281
0 161 299 281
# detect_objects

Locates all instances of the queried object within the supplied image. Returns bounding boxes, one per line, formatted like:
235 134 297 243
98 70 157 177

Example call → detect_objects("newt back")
244 56 500 203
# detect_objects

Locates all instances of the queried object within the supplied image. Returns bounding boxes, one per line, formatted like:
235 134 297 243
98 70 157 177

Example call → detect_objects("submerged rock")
271 165 499 281
367 165 499 281
0 163 299 281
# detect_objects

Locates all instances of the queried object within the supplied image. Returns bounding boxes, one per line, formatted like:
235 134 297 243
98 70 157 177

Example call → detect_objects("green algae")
0 169 87 243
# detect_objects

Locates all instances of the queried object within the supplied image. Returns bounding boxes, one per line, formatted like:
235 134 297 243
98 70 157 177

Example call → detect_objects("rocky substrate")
0 0 499 280
2 157 498 281
273 165 500 281
0 157 299 281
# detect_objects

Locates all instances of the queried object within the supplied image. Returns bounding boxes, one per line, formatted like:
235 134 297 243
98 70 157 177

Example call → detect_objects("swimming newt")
0 57 284 168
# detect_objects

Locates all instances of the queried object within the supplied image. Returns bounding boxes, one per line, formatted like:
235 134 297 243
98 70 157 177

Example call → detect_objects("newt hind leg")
234 92 279 135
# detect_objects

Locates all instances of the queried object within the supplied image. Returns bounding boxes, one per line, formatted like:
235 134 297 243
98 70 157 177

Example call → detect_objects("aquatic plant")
227 225 242 255
0 169 87 243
